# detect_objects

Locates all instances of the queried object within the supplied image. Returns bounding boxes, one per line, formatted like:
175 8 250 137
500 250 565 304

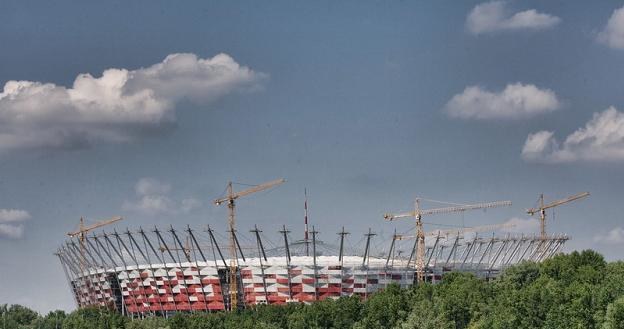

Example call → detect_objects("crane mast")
384 198 510 283
214 178 285 310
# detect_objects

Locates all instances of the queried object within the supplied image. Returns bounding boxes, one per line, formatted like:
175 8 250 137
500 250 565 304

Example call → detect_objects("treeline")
3 250 624 329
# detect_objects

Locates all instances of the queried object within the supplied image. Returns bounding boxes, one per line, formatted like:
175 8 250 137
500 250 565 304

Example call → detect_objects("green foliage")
4 250 624 329
125 316 169 329
483 250 619 329
354 283 409 329
399 298 454 329
603 296 624 329
434 272 491 328
1 304 42 329
32 310 67 329
62 307 126 329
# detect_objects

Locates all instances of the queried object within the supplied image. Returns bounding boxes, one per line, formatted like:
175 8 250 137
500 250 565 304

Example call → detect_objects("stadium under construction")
55 179 586 317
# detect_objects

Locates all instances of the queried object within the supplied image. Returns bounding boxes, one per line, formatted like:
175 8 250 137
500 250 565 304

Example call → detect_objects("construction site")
55 178 588 317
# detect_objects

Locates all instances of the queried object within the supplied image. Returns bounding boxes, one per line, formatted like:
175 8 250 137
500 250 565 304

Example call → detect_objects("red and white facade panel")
70 256 414 315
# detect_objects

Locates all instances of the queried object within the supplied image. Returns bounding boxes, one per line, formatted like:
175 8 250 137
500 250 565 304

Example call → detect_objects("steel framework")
56 225 568 317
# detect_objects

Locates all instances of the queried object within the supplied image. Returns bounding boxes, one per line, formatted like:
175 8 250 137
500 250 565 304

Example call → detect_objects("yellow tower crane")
527 192 589 239
384 198 511 283
214 178 285 310
67 216 123 270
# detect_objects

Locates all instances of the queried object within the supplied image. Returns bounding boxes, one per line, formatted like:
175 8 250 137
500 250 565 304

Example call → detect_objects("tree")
331 296 363 329
32 310 67 329
433 272 490 328
399 299 453 329
603 296 624 329
595 262 624 324
354 283 410 329
62 307 126 329
0 304 39 329
125 316 169 329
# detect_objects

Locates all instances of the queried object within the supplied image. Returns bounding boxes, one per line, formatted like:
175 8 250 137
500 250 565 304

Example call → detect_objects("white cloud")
598 6 624 49
466 1 561 35
0 209 31 223
135 177 171 196
123 178 202 215
521 131 558 160
501 217 540 234
124 194 175 215
0 209 30 239
0 53 265 153
0 224 25 239
522 107 624 163
181 198 202 213
445 83 560 120
593 227 624 245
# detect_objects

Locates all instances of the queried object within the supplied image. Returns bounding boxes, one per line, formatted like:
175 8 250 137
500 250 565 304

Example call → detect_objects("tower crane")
214 178 285 310
527 192 589 239
384 198 511 283
67 216 123 270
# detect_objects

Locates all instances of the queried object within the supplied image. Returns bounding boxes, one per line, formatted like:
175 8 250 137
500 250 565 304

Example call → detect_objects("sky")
1 0 624 313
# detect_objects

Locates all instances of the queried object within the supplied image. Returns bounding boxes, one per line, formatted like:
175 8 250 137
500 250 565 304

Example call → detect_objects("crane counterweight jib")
420 200 512 216
383 200 511 221
526 192 589 214
213 178 286 205
67 216 123 237
384 213 407 221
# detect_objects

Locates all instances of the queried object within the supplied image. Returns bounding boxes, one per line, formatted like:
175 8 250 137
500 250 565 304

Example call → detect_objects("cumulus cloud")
135 177 171 196
501 217 540 234
0 209 31 223
593 227 624 245
522 131 558 160
597 6 624 49
0 224 25 239
0 53 265 153
123 178 202 215
445 83 560 120
181 198 202 213
466 1 561 35
522 107 624 163
0 209 31 239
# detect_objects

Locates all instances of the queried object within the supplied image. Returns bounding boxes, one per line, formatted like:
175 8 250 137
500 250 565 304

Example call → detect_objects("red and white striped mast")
304 188 310 256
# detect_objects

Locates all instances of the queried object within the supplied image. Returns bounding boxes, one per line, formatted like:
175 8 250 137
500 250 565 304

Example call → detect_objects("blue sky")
1 0 624 313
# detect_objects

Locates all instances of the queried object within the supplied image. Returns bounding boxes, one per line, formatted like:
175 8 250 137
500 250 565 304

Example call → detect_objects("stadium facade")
55 225 568 317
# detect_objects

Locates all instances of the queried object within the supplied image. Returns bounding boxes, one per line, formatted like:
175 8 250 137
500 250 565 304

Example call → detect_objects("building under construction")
55 179 586 317
55 225 568 316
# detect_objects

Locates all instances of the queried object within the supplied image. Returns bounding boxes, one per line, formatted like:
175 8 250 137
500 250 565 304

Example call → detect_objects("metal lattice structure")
56 225 568 317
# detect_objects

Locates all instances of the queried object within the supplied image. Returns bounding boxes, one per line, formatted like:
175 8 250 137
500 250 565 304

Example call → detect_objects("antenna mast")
304 188 310 256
